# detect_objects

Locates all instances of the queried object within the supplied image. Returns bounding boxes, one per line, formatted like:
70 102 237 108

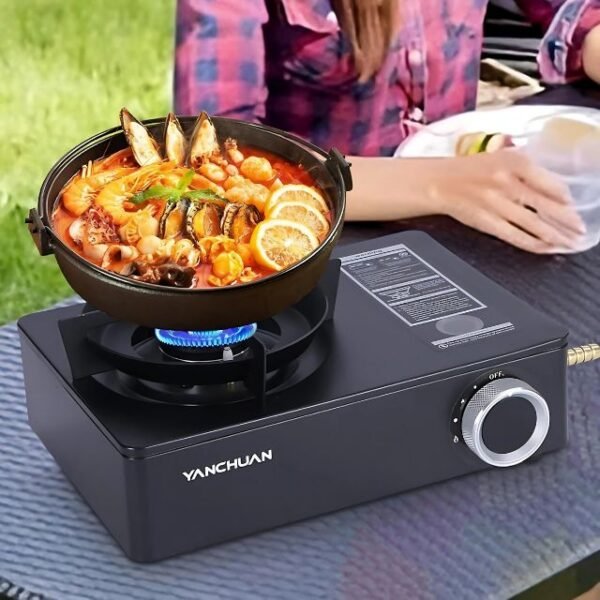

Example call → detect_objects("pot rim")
38 115 348 295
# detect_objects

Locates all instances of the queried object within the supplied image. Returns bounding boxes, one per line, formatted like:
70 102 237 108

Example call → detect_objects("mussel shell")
163 112 187 166
220 203 241 238
188 111 220 167
222 203 260 243
120 107 162 167
186 201 223 243
159 199 190 238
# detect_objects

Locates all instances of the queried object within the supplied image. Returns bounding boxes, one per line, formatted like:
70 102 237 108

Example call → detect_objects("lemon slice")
267 200 330 240
250 219 319 271
265 184 329 216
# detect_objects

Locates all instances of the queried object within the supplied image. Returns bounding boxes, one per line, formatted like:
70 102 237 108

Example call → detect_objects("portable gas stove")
19 231 569 563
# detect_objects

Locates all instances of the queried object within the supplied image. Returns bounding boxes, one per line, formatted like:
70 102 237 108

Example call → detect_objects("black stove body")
19 231 569 562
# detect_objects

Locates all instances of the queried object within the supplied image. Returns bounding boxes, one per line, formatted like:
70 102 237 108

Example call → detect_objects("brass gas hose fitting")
567 343 600 367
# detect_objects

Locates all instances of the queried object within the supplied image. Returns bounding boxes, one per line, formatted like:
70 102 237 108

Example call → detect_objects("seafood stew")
52 109 333 290
33 113 349 329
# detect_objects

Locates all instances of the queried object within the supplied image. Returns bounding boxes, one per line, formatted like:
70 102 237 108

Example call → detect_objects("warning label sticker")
340 243 486 327
432 322 515 348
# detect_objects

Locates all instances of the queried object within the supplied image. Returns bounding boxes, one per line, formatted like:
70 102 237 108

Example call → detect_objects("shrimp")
154 167 224 195
95 164 164 225
95 148 137 172
224 138 244 165
190 173 225 195
61 167 134 216
198 162 227 183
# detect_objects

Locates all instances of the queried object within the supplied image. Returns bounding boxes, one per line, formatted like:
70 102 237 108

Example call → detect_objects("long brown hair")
331 0 399 82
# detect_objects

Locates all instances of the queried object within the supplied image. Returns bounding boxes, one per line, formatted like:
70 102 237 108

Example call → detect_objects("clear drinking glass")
521 113 600 253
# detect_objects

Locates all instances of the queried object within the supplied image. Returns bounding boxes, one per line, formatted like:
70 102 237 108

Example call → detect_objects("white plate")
393 104 600 158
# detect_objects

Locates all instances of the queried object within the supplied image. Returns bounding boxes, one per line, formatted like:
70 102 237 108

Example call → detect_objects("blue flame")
155 324 257 348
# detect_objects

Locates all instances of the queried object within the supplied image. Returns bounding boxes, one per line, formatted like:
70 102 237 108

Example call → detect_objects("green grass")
0 0 175 324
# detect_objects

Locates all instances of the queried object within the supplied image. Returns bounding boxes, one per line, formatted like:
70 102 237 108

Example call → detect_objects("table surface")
1 86 599 600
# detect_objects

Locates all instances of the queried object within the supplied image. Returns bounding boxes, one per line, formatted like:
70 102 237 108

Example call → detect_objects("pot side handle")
25 208 54 256
326 148 353 192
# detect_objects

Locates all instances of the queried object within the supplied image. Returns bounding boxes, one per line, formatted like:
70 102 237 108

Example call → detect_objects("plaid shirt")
174 0 600 156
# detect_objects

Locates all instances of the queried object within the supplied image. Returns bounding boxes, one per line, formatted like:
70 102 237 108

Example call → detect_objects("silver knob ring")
461 378 550 468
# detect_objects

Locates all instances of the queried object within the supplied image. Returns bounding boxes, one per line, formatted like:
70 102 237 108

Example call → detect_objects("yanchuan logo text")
182 450 273 482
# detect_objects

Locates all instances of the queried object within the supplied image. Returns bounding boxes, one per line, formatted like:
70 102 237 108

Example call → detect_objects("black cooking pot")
28 116 351 330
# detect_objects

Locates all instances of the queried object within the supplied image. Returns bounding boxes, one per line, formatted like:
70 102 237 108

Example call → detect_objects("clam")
119 107 162 167
186 202 223 244
221 203 261 243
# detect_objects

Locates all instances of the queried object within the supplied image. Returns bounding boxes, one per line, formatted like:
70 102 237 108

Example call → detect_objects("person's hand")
429 149 586 254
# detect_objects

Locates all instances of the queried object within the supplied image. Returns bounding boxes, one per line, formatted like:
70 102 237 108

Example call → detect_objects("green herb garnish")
130 185 178 204
130 169 228 206
177 169 195 192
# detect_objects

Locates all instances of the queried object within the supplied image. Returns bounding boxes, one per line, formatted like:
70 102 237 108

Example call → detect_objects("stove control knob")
461 377 550 467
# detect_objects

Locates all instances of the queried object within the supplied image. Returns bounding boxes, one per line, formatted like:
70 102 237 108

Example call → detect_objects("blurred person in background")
173 0 600 254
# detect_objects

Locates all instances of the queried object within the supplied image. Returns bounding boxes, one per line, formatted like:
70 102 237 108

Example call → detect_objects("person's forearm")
343 156 446 221
583 25 600 84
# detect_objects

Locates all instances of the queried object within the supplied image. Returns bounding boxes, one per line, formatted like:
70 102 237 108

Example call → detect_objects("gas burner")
155 325 258 349
155 325 258 362
54 264 337 409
